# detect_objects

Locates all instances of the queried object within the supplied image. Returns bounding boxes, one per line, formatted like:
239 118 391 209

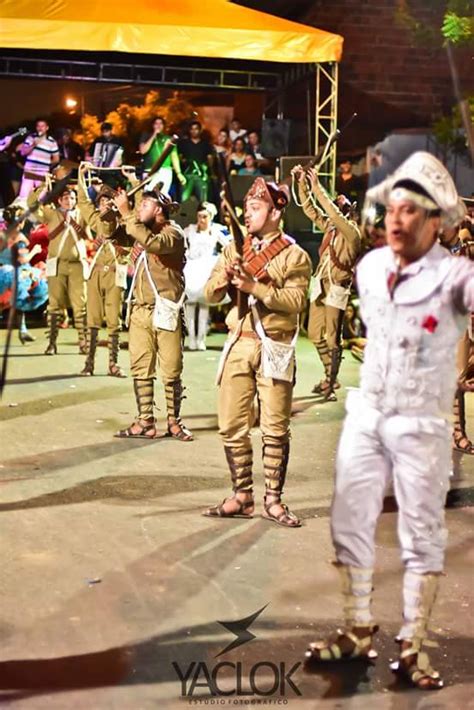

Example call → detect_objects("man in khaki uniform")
441 225 474 453
77 170 129 377
293 166 361 400
203 177 312 527
28 185 88 355
113 189 193 441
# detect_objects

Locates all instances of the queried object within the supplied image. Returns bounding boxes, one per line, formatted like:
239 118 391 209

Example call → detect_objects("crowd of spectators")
0 115 273 210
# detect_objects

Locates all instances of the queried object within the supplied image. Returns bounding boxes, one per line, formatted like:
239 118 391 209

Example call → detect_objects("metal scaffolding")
0 55 280 92
314 62 339 195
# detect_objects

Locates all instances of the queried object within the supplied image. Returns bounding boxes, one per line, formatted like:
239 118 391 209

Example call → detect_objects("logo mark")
215 604 268 657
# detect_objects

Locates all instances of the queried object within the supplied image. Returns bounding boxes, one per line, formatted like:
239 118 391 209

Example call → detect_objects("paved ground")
0 326 473 710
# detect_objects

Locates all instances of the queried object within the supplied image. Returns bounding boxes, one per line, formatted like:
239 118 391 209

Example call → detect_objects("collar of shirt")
250 230 281 252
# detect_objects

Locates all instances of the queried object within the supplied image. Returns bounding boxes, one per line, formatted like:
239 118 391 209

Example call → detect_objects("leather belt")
233 329 296 343
23 171 47 182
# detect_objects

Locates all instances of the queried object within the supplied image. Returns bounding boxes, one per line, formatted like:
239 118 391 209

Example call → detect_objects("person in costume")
292 165 362 400
28 184 89 355
440 222 474 454
183 201 231 351
139 116 186 196
113 188 193 441
77 164 131 377
304 152 473 690
0 205 48 342
203 177 312 527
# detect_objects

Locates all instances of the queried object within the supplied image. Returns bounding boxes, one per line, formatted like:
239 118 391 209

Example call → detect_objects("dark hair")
153 115 166 125
189 120 201 130
233 137 246 151
35 117 49 125
101 122 113 132
393 179 441 216
2 205 24 226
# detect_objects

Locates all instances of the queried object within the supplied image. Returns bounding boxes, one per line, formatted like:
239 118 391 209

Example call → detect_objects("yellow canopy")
0 0 343 64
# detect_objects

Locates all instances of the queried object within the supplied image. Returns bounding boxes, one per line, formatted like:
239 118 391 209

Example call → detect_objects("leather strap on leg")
45 312 59 354
391 571 444 689
262 438 289 499
164 379 185 420
108 333 126 377
327 346 343 392
76 316 88 354
80 327 98 375
224 446 253 494
337 563 375 628
134 378 155 421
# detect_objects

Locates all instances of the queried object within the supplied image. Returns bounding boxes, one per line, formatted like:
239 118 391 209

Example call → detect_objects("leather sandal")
108 363 127 378
203 495 254 519
453 432 474 455
261 498 301 528
305 627 378 662
167 417 194 442
312 379 341 395
114 421 160 439
390 640 443 690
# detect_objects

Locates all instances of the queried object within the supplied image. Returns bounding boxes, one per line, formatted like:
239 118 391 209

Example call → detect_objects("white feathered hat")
366 151 466 228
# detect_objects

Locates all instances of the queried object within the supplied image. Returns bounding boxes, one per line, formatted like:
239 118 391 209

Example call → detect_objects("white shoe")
197 339 207 351
188 337 198 351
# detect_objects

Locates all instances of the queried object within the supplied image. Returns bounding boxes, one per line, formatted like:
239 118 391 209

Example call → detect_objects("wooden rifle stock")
217 153 248 319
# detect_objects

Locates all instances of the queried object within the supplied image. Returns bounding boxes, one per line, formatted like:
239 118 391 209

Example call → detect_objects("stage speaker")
279 155 317 234
261 119 291 158
174 197 198 228
229 174 274 207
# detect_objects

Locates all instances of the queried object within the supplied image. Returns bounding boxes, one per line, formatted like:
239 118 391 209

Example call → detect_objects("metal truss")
314 62 338 195
0 56 281 92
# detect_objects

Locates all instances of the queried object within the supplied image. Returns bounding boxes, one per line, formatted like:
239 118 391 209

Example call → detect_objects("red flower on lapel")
421 315 438 333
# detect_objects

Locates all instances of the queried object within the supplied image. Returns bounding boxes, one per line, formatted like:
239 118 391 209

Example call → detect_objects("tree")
395 0 474 160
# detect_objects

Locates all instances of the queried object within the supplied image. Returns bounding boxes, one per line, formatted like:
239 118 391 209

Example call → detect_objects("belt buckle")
103 265 110 273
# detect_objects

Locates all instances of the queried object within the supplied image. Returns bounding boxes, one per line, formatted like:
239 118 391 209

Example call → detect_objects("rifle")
217 152 248 319
99 135 179 221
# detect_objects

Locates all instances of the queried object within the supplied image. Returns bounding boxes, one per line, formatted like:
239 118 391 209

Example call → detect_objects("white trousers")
19 176 44 199
144 167 173 196
331 390 451 574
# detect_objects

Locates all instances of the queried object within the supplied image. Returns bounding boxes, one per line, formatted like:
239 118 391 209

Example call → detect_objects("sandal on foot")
453 433 474 455
203 495 254 519
305 627 378 662
108 364 127 378
391 642 443 690
261 500 301 528
167 418 194 442
114 421 158 439
312 379 340 395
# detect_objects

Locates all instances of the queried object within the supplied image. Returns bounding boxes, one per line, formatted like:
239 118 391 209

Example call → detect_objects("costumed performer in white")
184 201 231 350
305 152 474 691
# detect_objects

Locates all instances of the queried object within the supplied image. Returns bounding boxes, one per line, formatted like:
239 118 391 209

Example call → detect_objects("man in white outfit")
305 152 474 690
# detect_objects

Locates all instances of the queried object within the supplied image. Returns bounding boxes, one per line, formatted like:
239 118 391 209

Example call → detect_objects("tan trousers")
457 330 473 381
87 268 123 334
307 297 345 348
128 304 183 383
218 337 293 448
47 260 86 323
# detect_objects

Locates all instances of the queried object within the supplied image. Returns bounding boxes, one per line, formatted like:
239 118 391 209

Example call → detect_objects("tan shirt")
77 183 129 268
298 179 361 285
28 187 87 262
123 215 185 304
205 232 312 336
